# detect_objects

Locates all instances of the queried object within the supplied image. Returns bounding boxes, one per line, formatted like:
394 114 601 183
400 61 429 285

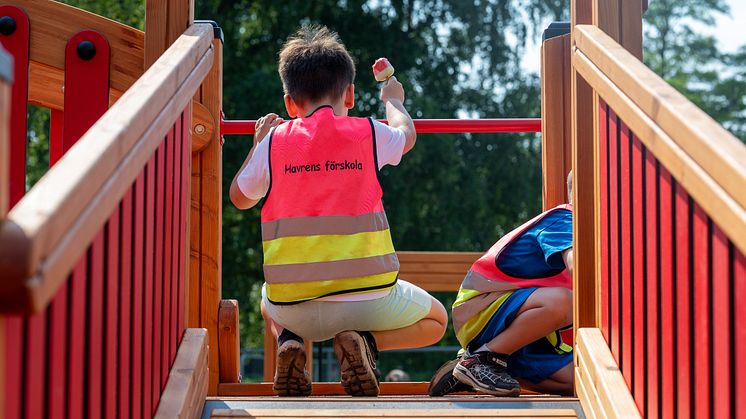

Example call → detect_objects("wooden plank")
145 0 168 69
153 328 208 419
575 328 641 418
593 0 621 41
735 250 746 418
163 126 175 387
24 309 46 419
104 207 120 419
692 203 710 419
144 155 156 418
178 106 191 344
644 150 659 419
658 167 674 419
608 107 620 363
631 136 645 414
0 25 215 314
132 173 146 419
47 284 68 419
209 409 577 418
119 190 133 419
572 47 746 255
87 232 105 419
263 318 276 383
68 258 88 419
598 98 609 341
711 227 730 419
153 139 166 406
574 25 746 212
619 122 632 385
2 315 22 419
219 299 241 383
188 150 202 330
674 184 691 419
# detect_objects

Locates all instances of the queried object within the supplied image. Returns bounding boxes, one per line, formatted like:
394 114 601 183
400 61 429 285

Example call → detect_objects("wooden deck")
202 396 585 419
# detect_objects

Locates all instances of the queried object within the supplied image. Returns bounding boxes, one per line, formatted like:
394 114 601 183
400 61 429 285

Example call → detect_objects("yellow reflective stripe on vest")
454 290 513 348
265 271 398 303
262 229 395 265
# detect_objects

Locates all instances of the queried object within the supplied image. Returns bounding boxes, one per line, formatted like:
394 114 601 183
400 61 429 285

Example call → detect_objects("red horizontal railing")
220 117 542 135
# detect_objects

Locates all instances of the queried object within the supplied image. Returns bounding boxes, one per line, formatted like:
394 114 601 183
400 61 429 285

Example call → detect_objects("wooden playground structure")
0 0 744 418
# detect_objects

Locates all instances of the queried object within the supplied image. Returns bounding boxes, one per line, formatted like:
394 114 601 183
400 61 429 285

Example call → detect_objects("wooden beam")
153 328 209 419
218 299 241 383
209 408 577 418
0 25 214 314
575 328 641 418
216 382 547 397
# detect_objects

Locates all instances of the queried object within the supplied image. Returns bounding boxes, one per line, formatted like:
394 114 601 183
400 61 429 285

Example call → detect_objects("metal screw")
195 124 206 135
0 16 16 36
76 41 96 61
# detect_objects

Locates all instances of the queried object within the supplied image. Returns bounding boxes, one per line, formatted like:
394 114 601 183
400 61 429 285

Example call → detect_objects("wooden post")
541 30 572 210
218 300 240 383
189 24 223 394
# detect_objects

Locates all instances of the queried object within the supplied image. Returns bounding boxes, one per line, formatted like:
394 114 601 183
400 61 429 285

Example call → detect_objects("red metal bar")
220 117 542 135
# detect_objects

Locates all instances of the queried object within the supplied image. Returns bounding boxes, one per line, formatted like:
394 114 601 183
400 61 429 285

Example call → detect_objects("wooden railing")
572 23 746 419
0 21 214 419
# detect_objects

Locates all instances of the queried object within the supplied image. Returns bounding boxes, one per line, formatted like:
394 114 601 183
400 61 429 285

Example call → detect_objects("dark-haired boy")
230 25 447 397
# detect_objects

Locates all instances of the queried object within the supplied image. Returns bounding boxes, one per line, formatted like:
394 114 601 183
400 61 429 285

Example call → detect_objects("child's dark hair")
278 25 355 105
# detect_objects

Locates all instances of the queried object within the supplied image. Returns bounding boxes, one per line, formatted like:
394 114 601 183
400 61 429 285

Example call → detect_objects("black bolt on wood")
77 40 96 61
0 16 16 36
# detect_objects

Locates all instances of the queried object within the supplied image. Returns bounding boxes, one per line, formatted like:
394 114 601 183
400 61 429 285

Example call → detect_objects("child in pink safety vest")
229 25 448 397
429 173 575 397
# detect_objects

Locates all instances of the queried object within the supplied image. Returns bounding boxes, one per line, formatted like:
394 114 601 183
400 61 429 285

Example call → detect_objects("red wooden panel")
87 231 105 418
178 110 190 340
119 190 133 419
0 5 29 207
692 205 710 419
153 141 165 410
645 151 660 419
3 316 22 419
143 155 156 418
131 173 145 419
24 311 46 419
49 109 64 166
735 249 746 418
608 108 620 363
47 284 68 419
675 184 691 419
68 257 88 419
659 167 675 419
711 227 730 418
599 99 610 341
631 136 645 414
619 122 632 386
163 126 175 382
171 121 182 363
63 30 109 149
104 207 120 419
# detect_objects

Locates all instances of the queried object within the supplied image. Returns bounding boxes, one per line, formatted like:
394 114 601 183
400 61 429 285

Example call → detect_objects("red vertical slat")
87 231 105 419
171 120 182 362
711 227 730 419
153 141 165 410
163 125 175 381
68 257 88 419
675 184 691 419
692 204 710 419
659 167 675 419
178 111 190 340
599 99 610 341
131 173 145 419
608 108 620 363
3 316 22 419
735 249 746 418
104 207 120 419
49 109 64 166
119 189 133 419
0 5 29 207
619 123 632 386
47 286 68 419
143 156 156 418
631 136 645 413
645 152 660 419
24 309 47 419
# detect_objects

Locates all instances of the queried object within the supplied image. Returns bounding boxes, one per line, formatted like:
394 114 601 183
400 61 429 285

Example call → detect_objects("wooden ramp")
202 396 584 419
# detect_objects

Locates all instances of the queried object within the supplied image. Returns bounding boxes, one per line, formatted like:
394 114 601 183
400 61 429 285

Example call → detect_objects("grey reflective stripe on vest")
262 212 390 240
263 252 400 284
461 270 519 293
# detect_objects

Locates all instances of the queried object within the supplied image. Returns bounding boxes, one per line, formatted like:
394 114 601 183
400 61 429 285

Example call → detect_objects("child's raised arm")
380 76 416 154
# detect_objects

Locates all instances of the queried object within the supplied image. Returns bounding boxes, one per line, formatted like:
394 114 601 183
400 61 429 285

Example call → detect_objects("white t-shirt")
237 119 407 302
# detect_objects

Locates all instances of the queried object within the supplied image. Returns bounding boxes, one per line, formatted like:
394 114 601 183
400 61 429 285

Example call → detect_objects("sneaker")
273 339 312 397
428 357 473 396
452 352 521 397
333 331 380 396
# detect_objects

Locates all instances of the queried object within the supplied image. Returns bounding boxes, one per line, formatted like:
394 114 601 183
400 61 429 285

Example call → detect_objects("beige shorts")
262 280 433 342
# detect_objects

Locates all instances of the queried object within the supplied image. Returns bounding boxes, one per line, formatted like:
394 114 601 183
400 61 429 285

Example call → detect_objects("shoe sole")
428 359 471 396
452 364 521 397
333 331 379 397
273 340 312 397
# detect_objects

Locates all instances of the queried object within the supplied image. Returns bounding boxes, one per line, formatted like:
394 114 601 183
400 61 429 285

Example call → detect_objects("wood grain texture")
210 409 577 418
219 299 241 383
153 328 208 419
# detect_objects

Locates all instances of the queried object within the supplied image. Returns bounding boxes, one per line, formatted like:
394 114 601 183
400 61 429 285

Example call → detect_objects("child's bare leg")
261 300 283 339
517 363 574 396
484 288 572 354
371 296 448 350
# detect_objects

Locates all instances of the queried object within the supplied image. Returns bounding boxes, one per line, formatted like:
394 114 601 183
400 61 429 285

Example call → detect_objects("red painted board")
3 315 23 419
0 6 29 207
24 310 46 419
119 191 133 419
153 141 165 409
659 166 675 419
711 227 730 418
619 122 632 386
608 108 620 364
178 109 190 340
63 30 109 150
644 151 659 419
49 109 64 166
735 249 746 418
143 155 156 418
675 184 691 419
105 208 120 419
47 284 68 419
131 173 145 419
87 231 105 419
599 99 610 341
68 256 88 419
170 121 182 363
631 136 645 414
163 126 175 382
692 205 710 419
